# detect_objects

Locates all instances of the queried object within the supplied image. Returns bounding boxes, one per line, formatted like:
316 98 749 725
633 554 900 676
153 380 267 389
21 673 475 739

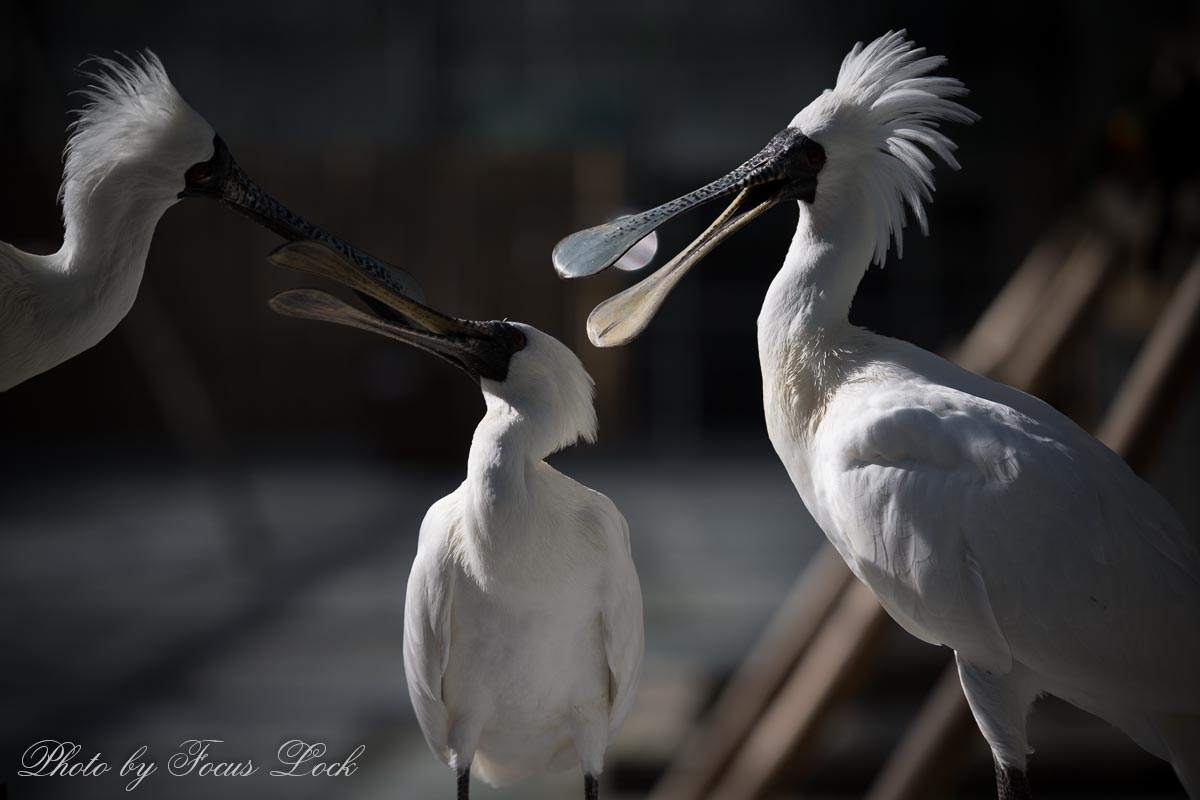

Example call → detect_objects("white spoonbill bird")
0 52 421 392
554 31 1200 799
265 240 645 800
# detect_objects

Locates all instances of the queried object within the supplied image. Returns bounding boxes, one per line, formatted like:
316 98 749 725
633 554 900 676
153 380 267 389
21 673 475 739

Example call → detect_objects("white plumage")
794 32 978 264
0 53 216 390
555 30 1200 799
263 242 645 798
767 333 1200 783
403 325 644 790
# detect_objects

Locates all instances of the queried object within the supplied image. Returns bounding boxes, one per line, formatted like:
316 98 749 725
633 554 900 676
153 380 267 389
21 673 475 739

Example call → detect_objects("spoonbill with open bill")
553 30 1200 799
0 52 421 391
266 240 645 800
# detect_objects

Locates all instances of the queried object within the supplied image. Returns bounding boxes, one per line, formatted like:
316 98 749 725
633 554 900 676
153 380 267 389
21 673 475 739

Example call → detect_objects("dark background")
2 1 1198 799
4 0 1189 454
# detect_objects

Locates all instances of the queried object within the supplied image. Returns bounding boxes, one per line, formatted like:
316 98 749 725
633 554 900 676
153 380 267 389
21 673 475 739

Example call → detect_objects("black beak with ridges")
178 134 425 309
552 127 826 347
266 241 526 383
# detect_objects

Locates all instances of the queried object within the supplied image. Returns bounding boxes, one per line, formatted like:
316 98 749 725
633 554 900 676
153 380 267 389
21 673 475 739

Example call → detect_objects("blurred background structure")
2 1 1199 798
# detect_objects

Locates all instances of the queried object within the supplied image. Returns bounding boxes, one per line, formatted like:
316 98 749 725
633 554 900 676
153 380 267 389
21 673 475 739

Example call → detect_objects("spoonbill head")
265 240 529 380
553 30 975 347
267 241 643 799
266 240 599 453
62 53 216 217
66 53 424 294
0 52 419 391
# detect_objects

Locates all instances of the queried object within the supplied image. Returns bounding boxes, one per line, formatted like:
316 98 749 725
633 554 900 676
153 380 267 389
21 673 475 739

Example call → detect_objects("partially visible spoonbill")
266 240 645 800
554 30 1200 800
0 51 420 391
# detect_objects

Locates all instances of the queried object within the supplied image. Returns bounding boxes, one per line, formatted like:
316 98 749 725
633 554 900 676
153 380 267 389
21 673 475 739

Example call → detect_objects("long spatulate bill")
587 187 779 346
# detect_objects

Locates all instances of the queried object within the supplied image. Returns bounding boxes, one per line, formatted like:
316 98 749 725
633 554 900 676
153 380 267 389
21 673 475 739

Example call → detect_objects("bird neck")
464 397 540 533
760 187 875 342
59 174 175 286
757 186 875 428
0 179 174 387
47 173 177 350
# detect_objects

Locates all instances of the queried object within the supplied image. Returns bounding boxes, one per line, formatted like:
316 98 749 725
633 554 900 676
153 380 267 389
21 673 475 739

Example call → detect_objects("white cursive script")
19 740 110 778
119 745 157 791
168 740 257 777
17 738 366 788
271 740 365 777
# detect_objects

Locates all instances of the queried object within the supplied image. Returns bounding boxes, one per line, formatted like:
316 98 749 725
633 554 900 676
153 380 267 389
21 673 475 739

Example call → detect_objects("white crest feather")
805 31 977 265
61 50 214 231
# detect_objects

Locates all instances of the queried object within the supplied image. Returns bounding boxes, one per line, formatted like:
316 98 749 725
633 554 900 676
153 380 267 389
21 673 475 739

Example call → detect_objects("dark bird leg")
994 757 1032 800
457 767 470 800
584 773 599 800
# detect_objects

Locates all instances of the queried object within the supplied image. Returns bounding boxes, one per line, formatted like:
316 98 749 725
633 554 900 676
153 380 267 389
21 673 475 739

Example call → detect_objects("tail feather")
471 739 578 787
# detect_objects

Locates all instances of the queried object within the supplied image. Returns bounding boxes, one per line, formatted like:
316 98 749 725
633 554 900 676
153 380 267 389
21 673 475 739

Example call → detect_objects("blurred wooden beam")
866 253 1200 800
1098 256 1200 469
708 579 889 800
864 661 978 800
995 231 1118 395
650 546 852 800
952 219 1079 375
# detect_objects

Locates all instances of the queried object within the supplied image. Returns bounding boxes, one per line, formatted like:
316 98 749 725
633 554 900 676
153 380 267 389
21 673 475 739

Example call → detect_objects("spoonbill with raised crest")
553 31 1200 799
0 52 421 391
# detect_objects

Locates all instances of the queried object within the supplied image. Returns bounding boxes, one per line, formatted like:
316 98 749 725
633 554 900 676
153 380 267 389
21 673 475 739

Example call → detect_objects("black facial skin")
751 127 826 204
178 134 234 201
436 321 528 383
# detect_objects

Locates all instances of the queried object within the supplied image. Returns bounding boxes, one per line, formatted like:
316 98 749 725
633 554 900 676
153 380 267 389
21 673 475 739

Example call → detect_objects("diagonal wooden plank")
649 547 852 800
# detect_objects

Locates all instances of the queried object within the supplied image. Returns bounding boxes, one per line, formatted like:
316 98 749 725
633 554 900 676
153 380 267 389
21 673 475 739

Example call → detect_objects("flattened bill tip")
585 290 657 348
267 287 343 318
553 217 649 279
552 231 603 279
585 312 646 348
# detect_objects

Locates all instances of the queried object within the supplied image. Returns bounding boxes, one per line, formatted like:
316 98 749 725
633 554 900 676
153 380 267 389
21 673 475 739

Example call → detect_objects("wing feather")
594 500 645 735
815 373 1200 708
402 493 459 763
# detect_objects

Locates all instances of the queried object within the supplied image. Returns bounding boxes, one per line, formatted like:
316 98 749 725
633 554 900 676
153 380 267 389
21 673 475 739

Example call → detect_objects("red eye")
187 162 212 182
801 138 826 168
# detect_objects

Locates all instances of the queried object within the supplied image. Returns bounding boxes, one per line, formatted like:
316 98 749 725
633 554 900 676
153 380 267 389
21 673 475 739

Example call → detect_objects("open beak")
266 241 523 382
552 127 824 347
180 135 426 306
